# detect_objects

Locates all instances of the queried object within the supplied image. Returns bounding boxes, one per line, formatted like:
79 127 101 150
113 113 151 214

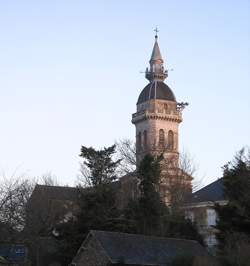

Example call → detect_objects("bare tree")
115 139 200 179
179 149 197 177
0 170 60 239
115 138 137 175
40 172 59 186
160 150 200 211
0 173 36 240
179 149 205 192
115 138 203 211
76 163 92 187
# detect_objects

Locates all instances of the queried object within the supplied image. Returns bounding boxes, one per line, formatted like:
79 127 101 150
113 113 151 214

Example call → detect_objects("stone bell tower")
132 31 190 203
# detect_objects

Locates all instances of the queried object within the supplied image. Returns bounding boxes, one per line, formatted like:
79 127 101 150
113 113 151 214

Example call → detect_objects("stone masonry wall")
72 237 110 266
135 99 180 166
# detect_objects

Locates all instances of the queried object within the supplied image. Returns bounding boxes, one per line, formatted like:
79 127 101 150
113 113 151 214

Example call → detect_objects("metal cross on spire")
154 27 159 38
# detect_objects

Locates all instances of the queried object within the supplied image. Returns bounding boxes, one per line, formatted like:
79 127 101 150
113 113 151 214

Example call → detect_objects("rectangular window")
207 209 216 226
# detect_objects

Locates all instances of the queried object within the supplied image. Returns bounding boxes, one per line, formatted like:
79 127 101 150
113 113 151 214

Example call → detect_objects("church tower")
132 31 190 203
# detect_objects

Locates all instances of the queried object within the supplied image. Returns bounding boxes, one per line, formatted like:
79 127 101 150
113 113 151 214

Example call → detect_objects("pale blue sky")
0 0 249 186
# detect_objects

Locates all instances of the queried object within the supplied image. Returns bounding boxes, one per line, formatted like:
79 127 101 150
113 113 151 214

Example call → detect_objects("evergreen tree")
79 144 121 186
127 154 167 235
57 184 126 265
57 149 202 265
216 149 250 243
125 154 202 242
136 154 168 235
215 149 250 265
56 145 128 265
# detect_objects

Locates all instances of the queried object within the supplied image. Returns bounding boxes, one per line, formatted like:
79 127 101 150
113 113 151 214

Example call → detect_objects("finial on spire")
145 27 168 82
154 27 159 39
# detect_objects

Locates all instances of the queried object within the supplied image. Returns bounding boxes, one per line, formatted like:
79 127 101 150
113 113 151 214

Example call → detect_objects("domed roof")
137 81 176 104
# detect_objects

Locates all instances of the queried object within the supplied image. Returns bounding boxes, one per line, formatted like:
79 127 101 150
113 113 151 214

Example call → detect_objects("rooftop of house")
190 179 225 204
30 177 225 211
29 177 126 203
73 230 210 265
30 184 80 201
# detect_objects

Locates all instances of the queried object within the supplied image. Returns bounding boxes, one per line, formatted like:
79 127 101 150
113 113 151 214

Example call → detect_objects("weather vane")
154 27 159 38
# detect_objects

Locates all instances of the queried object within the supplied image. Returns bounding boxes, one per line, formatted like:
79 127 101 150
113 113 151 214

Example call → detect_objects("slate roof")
86 230 209 265
137 81 176 104
31 184 79 201
190 179 225 204
29 181 122 203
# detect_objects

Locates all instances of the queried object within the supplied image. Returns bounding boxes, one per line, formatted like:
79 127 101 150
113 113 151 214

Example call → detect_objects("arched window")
163 104 168 114
143 130 147 150
137 132 142 151
159 129 165 148
168 130 174 150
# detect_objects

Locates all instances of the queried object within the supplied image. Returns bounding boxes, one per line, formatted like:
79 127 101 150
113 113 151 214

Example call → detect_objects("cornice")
132 111 182 124
183 200 228 209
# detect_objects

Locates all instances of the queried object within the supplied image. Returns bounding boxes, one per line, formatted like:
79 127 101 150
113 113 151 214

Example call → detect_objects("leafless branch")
115 138 136 176
0 173 36 233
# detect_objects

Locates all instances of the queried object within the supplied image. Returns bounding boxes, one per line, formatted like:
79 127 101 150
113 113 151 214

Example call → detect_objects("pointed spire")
145 28 168 82
150 35 163 63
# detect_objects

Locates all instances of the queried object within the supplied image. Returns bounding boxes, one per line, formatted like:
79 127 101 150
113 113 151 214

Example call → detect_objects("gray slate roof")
31 184 79 201
90 230 209 265
137 81 176 104
30 181 122 203
190 179 225 204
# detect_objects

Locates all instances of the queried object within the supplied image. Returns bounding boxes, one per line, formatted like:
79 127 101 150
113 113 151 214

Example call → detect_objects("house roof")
79 230 209 265
28 181 123 208
190 179 225 204
31 184 79 201
31 178 125 200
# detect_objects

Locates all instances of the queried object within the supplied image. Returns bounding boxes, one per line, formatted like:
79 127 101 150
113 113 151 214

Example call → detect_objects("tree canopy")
125 154 202 242
57 144 127 264
216 149 250 241
79 144 121 186
216 149 250 266
56 146 202 265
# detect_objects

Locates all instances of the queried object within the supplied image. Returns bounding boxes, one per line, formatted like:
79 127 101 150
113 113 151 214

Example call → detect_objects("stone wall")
72 237 110 266
133 99 181 167
132 98 192 204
